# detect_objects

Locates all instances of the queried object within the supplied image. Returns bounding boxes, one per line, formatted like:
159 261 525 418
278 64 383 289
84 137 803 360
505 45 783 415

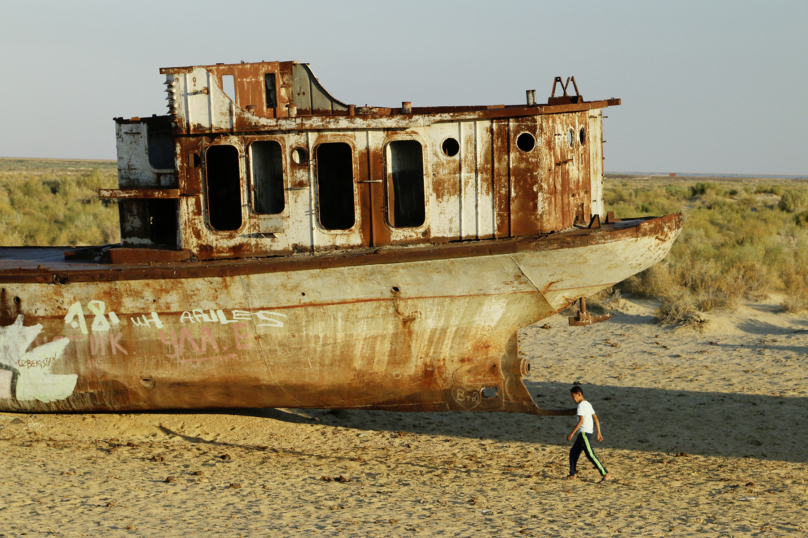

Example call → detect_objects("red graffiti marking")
199 326 220 353
161 326 222 359
178 327 201 355
160 329 181 359
109 333 127 355
233 322 252 350
90 334 106 356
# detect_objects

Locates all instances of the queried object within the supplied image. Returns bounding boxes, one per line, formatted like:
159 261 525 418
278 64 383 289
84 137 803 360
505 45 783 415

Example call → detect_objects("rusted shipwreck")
0 62 682 414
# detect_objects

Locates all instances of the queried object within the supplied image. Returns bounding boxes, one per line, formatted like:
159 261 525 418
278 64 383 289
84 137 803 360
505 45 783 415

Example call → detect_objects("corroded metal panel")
475 120 495 240
492 119 510 238
114 121 176 188
588 111 604 216
509 117 541 236
428 123 462 242
459 121 477 240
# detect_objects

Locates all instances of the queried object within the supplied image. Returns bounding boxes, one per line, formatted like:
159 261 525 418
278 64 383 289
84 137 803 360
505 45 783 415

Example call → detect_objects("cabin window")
205 145 243 231
146 123 175 170
265 74 277 109
579 128 586 145
516 132 535 152
387 140 425 228
316 142 355 230
249 141 285 214
441 138 460 157
221 75 236 101
568 129 575 147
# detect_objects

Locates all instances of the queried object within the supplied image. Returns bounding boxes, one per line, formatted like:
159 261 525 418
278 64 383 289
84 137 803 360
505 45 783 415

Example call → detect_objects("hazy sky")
1 0 806 176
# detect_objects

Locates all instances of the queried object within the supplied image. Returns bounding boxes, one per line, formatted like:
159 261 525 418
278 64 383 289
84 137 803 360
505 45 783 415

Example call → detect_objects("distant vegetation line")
2 159 808 317
608 172 808 180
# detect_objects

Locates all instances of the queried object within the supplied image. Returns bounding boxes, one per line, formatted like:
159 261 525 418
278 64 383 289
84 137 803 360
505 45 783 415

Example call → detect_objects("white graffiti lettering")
178 308 287 328
64 300 119 335
131 312 164 329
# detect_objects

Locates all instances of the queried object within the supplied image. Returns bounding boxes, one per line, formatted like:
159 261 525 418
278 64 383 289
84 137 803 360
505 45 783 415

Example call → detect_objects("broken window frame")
384 137 428 229
203 143 244 233
247 138 286 216
314 139 357 232
264 72 278 111
145 121 175 171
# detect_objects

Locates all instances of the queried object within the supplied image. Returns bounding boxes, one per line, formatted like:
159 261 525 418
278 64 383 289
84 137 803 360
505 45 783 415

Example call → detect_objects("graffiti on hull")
0 316 77 403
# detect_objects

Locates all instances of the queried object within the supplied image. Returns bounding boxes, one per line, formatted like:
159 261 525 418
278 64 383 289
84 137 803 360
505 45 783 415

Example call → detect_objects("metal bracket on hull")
568 297 612 327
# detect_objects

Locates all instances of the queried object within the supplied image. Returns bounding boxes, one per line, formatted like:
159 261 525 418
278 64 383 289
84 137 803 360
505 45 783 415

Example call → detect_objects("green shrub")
779 190 808 213
690 182 722 197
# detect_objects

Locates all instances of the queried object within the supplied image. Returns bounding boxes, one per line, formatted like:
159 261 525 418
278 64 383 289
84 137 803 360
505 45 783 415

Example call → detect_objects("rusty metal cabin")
105 62 620 262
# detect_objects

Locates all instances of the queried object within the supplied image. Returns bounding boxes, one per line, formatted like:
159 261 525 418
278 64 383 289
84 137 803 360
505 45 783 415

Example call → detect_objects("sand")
1 296 807 537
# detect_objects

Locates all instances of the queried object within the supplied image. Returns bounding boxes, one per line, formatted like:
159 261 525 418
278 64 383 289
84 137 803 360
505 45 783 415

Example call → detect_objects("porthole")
568 129 575 147
579 128 586 146
516 132 535 152
441 138 460 157
291 147 308 165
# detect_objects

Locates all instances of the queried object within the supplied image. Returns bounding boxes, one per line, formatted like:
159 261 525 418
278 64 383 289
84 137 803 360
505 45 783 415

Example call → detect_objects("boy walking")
566 385 612 482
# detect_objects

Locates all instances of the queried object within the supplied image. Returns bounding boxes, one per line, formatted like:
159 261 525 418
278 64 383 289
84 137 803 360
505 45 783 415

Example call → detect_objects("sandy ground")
1 296 807 537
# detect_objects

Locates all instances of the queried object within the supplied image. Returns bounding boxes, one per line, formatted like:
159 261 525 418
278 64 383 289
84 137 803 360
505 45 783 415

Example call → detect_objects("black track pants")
569 432 608 476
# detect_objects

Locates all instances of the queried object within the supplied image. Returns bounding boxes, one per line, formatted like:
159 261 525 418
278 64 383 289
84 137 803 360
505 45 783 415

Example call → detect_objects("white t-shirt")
577 400 595 434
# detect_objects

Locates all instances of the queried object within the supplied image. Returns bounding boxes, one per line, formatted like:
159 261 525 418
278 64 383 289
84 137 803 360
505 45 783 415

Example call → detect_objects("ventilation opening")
221 75 236 102
388 140 425 228
316 142 355 230
441 138 459 157
516 132 535 152
579 128 586 145
250 141 284 215
146 120 175 170
481 387 498 399
265 73 277 109
205 145 242 231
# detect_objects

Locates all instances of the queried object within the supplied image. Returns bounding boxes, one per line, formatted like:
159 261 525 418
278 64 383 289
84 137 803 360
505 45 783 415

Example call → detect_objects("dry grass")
606 174 808 319
0 158 119 246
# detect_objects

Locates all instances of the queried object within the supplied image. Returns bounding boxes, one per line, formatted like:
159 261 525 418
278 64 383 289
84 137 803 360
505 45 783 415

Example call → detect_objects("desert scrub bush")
778 189 808 214
755 184 785 196
780 255 808 312
619 263 677 299
0 162 119 246
655 290 699 325
690 182 723 197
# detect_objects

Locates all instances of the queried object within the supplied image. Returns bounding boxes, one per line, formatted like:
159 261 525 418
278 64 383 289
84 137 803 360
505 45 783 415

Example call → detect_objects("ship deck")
0 215 680 284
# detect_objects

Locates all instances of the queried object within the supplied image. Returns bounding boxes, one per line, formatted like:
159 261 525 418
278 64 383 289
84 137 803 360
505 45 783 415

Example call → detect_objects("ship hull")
0 215 681 414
